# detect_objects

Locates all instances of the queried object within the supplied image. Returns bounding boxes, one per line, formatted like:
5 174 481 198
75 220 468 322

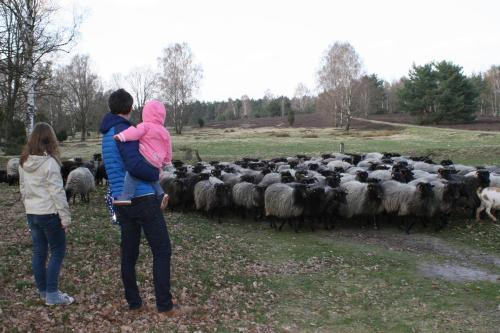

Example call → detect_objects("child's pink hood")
142 100 167 125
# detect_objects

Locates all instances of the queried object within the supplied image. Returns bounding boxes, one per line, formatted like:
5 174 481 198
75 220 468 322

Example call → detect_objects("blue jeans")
115 195 173 311
27 214 66 293
119 171 163 200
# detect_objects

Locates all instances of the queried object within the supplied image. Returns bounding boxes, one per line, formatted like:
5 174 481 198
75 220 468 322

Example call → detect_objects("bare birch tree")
485 65 500 116
1 0 79 137
59 54 99 141
292 83 311 113
158 42 202 134
317 41 362 130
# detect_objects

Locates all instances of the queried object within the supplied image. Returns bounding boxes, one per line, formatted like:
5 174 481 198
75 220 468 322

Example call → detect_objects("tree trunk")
25 71 36 136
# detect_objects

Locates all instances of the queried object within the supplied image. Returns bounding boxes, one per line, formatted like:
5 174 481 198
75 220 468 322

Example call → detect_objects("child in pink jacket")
113 100 172 208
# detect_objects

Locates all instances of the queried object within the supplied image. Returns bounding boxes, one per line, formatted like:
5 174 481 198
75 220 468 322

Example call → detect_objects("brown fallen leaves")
0 186 278 332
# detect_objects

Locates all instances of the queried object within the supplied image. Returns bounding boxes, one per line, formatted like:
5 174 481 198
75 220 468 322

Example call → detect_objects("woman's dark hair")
108 88 133 115
20 122 61 166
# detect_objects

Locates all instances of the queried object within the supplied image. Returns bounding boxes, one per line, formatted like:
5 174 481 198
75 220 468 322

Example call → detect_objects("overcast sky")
60 0 500 101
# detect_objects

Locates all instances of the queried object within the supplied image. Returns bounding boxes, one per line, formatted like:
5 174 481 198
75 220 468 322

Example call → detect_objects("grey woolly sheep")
194 176 231 222
232 181 266 219
264 182 308 232
381 180 434 233
65 167 95 204
339 180 384 227
7 157 19 186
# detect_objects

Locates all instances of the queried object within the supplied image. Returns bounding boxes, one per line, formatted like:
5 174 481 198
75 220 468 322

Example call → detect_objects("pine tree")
398 61 477 124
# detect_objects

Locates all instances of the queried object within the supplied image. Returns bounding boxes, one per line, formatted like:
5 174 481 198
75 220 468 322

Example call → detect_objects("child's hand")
113 135 121 141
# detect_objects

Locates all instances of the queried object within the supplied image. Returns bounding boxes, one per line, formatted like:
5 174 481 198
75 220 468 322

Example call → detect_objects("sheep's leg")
475 203 485 221
278 219 287 231
373 216 379 230
435 214 449 231
217 208 223 224
485 205 497 222
293 218 300 233
405 217 417 235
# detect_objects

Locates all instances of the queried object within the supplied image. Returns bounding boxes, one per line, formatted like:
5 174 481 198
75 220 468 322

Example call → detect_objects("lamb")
94 160 107 186
65 167 95 204
264 182 309 232
194 176 231 222
475 187 500 222
7 157 19 186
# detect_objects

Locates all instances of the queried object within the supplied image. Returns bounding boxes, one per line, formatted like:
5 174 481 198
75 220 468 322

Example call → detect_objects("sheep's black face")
334 166 345 173
254 185 266 207
375 165 390 170
214 184 230 205
476 170 490 187
261 168 271 175
319 169 333 177
240 175 255 183
289 161 299 169
307 187 325 204
417 182 434 199
440 159 453 166
381 157 393 164
224 166 235 173
395 161 409 169
356 171 369 182
349 154 362 165
392 171 406 183
65 188 73 201
308 163 319 171
367 183 383 201
342 157 354 164
172 160 184 168
193 165 205 173
293 184 308 204
326 176 341 188
211 169 222 178
438 168 452 180
321 153 333 159
402 169 414 183
333 189 347 204
368 163 379 171
443 182 461 202
199 173 210 181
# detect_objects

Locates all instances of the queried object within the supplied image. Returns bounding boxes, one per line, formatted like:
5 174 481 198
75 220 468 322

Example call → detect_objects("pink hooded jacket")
115 100 172 169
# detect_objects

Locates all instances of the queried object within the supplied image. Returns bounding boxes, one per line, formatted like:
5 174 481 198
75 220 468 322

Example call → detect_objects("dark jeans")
115 195 173 311
27 214 66 293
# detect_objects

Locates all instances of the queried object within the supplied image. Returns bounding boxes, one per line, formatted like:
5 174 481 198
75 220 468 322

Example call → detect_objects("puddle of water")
419 263 499 282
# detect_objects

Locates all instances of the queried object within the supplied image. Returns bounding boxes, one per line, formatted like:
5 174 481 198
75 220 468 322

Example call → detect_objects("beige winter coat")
19 155 71 227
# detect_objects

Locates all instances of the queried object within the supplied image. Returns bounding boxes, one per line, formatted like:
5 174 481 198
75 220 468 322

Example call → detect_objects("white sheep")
476 187 500 222
7 157 20 186
65 167 95 204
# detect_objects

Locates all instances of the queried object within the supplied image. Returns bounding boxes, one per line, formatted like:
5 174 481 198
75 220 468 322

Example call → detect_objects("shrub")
198 118 205 128
56 130 68 142
287 109 295 126
3 142 23 155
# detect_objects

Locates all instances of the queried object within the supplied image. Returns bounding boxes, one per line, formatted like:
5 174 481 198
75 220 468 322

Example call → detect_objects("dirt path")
353 117 500 135
327 228 500 282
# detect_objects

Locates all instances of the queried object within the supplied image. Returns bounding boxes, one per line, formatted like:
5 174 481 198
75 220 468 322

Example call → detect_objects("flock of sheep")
3 151 500 233
160 152 500 233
